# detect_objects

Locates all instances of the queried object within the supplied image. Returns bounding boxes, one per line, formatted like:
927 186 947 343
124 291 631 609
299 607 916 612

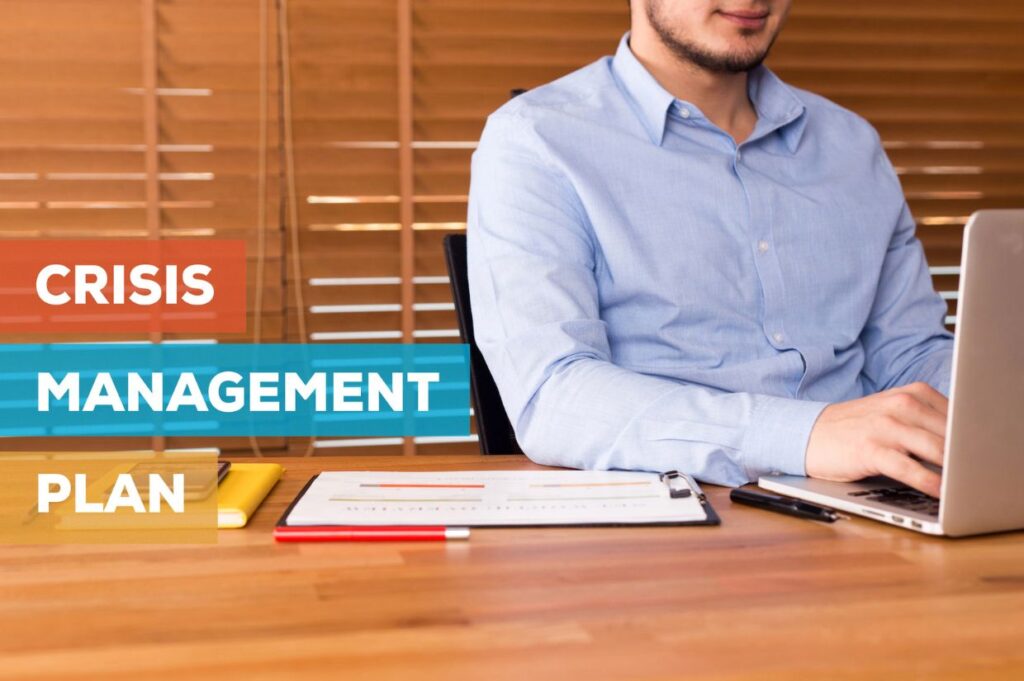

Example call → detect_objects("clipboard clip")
659 470 706 502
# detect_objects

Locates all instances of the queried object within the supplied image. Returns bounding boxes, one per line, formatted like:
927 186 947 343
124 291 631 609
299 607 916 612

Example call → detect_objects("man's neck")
629 29 757 144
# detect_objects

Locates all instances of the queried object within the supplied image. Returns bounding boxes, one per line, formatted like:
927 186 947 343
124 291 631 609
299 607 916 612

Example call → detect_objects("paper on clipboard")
282 470 713 527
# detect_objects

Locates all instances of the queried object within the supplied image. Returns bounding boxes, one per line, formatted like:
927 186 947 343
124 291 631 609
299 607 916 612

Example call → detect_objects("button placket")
737 159 791 355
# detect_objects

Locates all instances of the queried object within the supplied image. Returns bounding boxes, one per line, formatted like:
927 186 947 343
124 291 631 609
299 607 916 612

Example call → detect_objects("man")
467 0 953 496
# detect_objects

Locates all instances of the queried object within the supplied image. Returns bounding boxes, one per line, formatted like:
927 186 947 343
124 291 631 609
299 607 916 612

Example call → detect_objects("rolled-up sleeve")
467 111 828 486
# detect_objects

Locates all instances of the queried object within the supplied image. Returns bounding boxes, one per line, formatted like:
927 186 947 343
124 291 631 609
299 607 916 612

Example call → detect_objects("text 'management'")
0 344 470 438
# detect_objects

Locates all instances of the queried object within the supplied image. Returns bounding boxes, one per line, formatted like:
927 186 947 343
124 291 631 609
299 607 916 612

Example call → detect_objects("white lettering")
37 473 187 514
127 372 163 412
37 473 71 512
36 264 71 305
166 372 207 411
284 373 326 411
164 264 178 304
106 473 146 513
83 373 125 412
37 371 445 414
209 371 244 412
249 372 279 412
406 372 440 411
368 372 403 412
128 264 162 306
332 372 363 412
38 372 79 412
112 264 126 304
148 473 185 513
181 265 214 306
74 473 104 513
75 265 108 304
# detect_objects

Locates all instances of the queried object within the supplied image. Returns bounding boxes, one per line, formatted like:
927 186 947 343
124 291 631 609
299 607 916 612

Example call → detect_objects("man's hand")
805 382 948 497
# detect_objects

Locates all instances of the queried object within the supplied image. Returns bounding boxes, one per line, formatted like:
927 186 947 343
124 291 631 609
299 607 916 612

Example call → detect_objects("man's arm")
859 136 954 397
803 131 954 498
467 111 827 486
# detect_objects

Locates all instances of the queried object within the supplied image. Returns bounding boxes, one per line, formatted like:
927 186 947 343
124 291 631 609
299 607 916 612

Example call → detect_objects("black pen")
730 488 840 523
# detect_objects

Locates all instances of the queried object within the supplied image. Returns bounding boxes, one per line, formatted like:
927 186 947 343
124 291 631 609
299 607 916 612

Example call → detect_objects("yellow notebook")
217 463 283 529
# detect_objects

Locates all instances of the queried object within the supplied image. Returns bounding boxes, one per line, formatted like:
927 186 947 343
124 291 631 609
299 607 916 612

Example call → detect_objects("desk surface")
2 455 1023 680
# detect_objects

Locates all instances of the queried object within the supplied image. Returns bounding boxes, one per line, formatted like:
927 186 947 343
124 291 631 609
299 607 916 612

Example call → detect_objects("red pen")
273 525 471 542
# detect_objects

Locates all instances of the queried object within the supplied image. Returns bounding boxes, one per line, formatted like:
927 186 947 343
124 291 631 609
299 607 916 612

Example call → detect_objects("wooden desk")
2 455 1022 680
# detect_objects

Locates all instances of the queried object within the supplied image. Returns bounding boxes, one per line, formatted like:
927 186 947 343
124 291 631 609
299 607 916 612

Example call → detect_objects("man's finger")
874 448 942 498
885 391 947 439
892 382 949 417
889 423 945 467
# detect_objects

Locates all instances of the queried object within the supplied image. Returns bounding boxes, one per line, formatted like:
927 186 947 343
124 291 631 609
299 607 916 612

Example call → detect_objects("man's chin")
700 49 770 74
705 39 773 65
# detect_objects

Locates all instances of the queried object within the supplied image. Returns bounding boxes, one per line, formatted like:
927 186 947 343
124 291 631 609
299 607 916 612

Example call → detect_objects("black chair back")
443 233 522 454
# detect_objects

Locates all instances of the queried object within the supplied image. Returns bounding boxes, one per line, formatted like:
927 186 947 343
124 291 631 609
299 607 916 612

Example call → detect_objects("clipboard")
277 469 720 528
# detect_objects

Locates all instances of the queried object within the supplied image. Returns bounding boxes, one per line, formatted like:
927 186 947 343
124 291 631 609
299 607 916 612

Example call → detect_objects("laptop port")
911 521 923 530
891 515 904 524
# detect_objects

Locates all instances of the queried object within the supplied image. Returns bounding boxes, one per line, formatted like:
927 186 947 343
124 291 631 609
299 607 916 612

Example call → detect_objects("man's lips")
716 9 769 29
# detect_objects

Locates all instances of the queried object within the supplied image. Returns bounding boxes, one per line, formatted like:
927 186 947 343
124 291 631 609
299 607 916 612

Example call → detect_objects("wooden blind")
0 0 282 343
156 0 284 346
282 0 405 455
3 0 1021 455
280 0 630 455
0 0 284 452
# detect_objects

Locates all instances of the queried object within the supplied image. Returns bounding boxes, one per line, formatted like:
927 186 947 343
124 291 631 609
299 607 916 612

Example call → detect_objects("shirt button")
679 107 691 119
735 150 742 162
772 332 785 344
757 240 769 254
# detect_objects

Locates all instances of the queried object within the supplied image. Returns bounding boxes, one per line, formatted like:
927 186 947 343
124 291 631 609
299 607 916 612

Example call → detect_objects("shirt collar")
611 33 676 146
746 64 807 153
610 32 808 153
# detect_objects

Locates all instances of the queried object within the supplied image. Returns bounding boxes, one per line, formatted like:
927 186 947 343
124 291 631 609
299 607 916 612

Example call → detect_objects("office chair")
443 233 523 455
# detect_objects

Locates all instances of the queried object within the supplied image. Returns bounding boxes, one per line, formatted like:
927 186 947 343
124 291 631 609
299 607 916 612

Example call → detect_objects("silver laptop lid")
941 210 1024 536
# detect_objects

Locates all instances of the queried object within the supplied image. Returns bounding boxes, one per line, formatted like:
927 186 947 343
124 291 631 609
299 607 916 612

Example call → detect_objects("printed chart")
284 470 709 526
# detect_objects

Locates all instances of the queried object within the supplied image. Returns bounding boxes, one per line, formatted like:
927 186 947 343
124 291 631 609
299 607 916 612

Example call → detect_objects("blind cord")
278 0 316 457
247 0 271 458
278 0 307 344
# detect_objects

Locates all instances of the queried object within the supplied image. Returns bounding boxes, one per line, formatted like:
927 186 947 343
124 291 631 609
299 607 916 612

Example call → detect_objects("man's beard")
646 2 779 74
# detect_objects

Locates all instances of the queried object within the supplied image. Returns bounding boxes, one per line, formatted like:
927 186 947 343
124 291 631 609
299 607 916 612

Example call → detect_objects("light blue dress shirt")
467 34 954 486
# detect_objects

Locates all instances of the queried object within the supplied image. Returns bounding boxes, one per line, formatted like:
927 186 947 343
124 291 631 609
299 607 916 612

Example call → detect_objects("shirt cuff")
741 395 829 480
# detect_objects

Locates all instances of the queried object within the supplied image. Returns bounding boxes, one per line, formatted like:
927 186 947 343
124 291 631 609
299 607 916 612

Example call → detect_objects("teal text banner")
0 343 470 437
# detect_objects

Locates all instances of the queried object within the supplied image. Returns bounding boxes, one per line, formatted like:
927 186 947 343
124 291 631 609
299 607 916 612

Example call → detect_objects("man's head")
633 0 791 74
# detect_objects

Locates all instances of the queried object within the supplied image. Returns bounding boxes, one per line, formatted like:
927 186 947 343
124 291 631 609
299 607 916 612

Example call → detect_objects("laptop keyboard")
848 486 940 517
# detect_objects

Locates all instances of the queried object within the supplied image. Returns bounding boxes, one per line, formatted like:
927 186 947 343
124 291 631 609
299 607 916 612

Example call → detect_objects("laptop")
760 210 1024 537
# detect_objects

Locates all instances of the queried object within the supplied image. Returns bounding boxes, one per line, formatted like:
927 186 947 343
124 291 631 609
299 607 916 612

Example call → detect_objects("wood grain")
0 455 1022 680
